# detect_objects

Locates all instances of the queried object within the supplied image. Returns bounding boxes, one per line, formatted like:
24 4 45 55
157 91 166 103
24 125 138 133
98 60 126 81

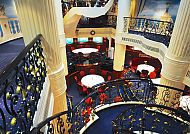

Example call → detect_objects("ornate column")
113 0 131 74
54 0 68 75
156 0 190 107
14 0 68 114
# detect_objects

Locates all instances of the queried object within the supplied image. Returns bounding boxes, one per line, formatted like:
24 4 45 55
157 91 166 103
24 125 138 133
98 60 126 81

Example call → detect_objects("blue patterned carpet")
84 105 188 134
0 38 25 72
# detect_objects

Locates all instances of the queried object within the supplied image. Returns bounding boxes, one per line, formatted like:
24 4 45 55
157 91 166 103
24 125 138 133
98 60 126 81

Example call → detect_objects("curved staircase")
63 0 114 37
31 78 190 134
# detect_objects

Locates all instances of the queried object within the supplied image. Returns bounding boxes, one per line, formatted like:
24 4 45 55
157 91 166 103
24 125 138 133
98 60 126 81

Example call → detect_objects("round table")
152 78 160 84
81 74 105 88
72 48 98 55
179 95 190 114
137 64 155 74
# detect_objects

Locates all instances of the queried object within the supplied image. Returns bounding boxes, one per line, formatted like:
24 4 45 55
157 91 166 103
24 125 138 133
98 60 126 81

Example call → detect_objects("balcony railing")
30 78 190 134
123 17 174 47
77 15 117 28
62 0 110 16
0 34 46 133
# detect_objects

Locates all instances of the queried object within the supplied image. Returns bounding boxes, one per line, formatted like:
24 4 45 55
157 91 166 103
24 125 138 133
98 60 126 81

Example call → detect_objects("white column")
116 0 131 33
113 0 131 71
108 37 112 49
14 0 68 114
54 0 68 75
156 0 190 107
108 37 114 59
160 0 190 89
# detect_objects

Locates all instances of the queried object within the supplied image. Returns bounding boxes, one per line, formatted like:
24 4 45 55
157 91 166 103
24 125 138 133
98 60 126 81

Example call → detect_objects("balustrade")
124 17 174 46
61 0 109 17
0 34 46 133
77 15 117 28
112 104 190 133
31 78 190 134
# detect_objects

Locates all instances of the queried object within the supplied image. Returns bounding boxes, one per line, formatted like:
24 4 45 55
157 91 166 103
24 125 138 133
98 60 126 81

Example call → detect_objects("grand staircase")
63 0 114 37
0 34 190 134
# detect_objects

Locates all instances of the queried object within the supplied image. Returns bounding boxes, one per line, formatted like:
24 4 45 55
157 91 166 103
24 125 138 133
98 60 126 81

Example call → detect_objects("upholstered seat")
89 68 96 74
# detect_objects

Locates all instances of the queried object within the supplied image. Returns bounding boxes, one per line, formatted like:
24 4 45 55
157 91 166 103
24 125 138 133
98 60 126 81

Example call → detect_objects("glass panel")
66 38 73 44
78 37 88 42
93 37 102 43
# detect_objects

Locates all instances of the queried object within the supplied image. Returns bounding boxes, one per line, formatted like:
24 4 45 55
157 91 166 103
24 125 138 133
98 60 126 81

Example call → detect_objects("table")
81 74 105 88
152 78 160 84
72 48 98 55
179 95 190 114
137 64 155 74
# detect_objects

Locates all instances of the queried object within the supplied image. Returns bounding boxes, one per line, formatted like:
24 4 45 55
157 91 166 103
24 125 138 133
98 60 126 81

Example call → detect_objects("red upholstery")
149 71 156 79
81 107 92 117
98 87 104 93
82 86 88 94
81 109 87 116
74 76 78 82
86 45 90 48
96 45 101 51
85 118 90 123
77 83 83 93
107 75 112 81
131 66 137 73
101 70 107 76
87 107 92 115
140 73 148 78
77 82 89 95
77 81 82 86
114 96 122 102
99 93 108 104
78 45 83 48
89 69 96 74
80 71 86 78
85 97 93 105
70 46 75 51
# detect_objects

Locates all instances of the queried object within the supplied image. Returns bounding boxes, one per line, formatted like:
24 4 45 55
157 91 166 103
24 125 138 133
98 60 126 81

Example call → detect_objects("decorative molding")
122 37 159 53
159 49 165 57
66 27 115 38
121 34 166 65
